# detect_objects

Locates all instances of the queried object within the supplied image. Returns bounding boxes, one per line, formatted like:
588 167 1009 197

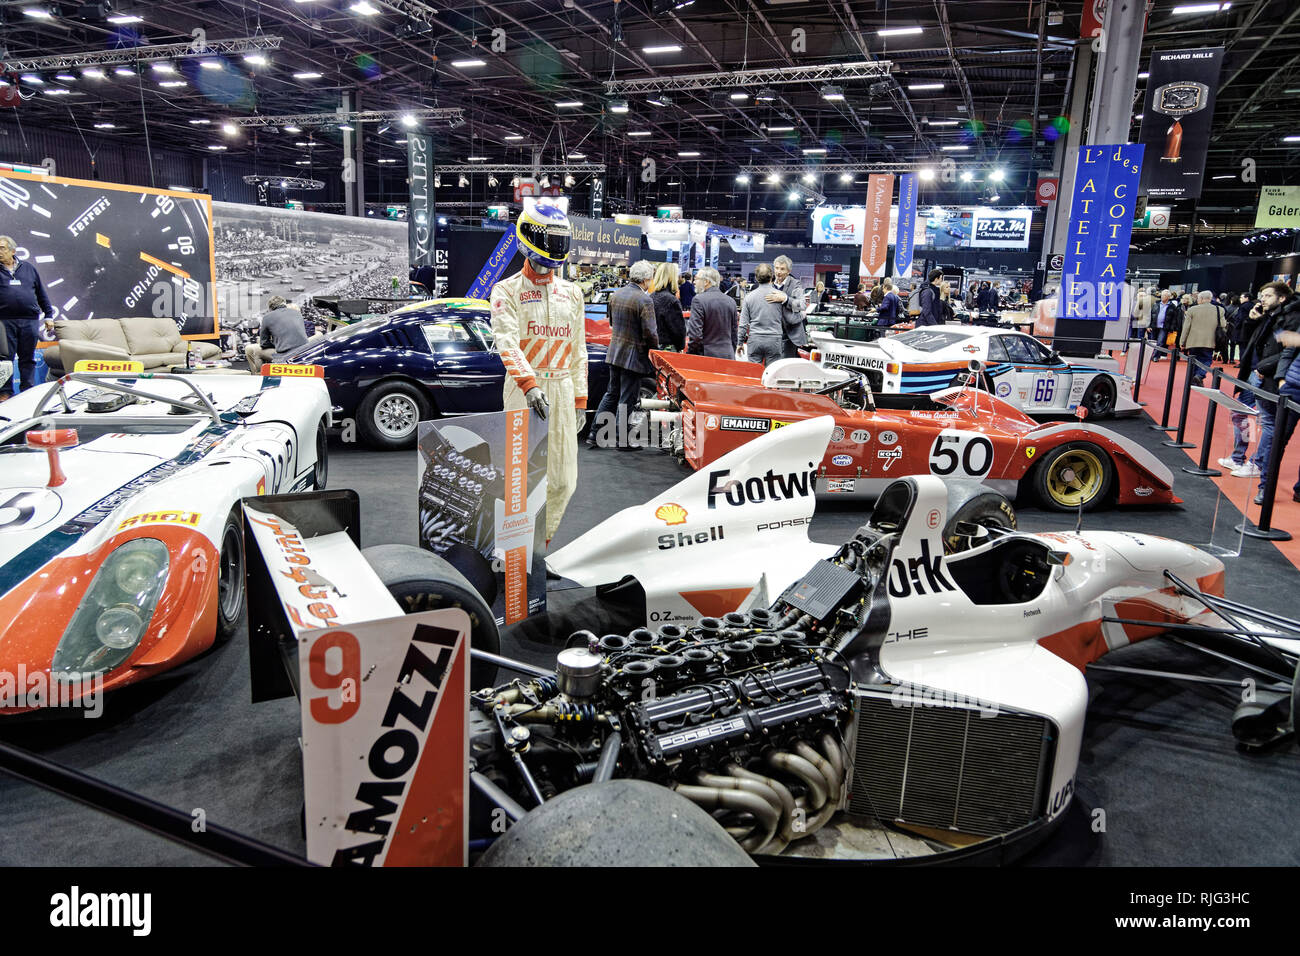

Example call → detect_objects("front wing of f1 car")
238 416 1294 865
0 367 331 714
651 350 1177 511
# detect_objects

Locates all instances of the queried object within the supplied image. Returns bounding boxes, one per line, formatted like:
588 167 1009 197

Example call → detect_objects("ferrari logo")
1026 446 1037 459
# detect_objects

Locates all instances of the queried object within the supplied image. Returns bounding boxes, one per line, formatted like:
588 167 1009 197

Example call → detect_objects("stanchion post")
1152 345 1180 430
1238 395 1293 541
1133 335 1147 405
1184 366 1223 476
1164 351 1198 448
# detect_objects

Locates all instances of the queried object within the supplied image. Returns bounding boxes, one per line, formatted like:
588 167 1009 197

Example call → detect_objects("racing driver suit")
490 260 588 542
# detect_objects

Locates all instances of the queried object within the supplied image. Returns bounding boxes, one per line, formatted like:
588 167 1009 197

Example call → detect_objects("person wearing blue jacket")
0 234 54 393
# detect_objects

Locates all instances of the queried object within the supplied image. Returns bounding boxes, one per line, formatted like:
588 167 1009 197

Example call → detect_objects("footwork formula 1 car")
0 363 331 714
651 350 1177 512
238 416 1294 866
807 325 1139 419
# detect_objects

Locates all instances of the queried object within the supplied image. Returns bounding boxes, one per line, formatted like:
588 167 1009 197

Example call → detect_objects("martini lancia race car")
807 325 1139 419
650 351 1176 512
0 363 331 714
237 418 1295 866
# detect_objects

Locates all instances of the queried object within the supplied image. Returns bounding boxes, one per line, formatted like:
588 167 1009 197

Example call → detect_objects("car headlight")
52 539 170 677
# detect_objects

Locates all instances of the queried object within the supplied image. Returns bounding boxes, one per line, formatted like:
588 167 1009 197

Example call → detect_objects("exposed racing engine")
472 609 856 855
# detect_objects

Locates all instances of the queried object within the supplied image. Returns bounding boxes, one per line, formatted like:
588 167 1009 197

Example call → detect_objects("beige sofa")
45 318 222 374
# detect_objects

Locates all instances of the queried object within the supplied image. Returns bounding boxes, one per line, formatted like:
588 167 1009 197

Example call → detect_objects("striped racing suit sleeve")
569 284 588 409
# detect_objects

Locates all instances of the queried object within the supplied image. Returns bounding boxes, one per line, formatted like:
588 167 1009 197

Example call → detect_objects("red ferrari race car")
650 351 1179 511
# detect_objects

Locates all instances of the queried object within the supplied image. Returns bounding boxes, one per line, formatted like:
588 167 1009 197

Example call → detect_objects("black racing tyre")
361 543 501 689
478 780 756 867
357 380 430 450
440 541 499 608
1081 376 1118 419
312 418 329 489
942 480 1018 554
215 506 246 642
1032 442 1114 512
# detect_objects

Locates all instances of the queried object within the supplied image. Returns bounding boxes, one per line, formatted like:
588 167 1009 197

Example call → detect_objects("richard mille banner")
893 173 918 280
861 174 894 278
1058 143 1144 321
407 133 436 268
1136 48 1224 201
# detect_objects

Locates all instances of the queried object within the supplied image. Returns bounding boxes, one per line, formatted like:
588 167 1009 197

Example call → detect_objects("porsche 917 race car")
240 417 1295 866
0 363 331 714
651 350 1177 512
287 298 614 450
808 325 1138 419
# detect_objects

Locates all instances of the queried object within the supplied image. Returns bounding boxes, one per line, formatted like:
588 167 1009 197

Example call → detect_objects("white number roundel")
928 429 994 479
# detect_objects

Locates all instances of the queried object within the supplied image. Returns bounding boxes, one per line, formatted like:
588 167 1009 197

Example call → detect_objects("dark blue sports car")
287 298 611 449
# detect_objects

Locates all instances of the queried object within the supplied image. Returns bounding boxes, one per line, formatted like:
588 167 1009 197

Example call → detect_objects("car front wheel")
1032 442 1114 511
357 381 430 450
1081 377 1117 418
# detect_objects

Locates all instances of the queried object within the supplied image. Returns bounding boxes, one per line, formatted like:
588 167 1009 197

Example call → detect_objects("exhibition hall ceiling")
0 1 1295 211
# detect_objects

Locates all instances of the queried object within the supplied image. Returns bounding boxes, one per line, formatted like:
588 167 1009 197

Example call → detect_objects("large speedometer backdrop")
0 170 218 338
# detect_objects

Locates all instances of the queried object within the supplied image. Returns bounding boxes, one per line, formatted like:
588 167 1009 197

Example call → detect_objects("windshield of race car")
889 329 975 352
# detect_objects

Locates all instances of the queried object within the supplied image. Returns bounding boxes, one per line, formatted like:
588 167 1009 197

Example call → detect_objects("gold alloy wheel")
1045 448 1106 507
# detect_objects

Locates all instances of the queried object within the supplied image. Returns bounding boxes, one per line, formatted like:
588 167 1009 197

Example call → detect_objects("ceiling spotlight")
159 80 187 88
434 175 441 188
466 156 488 161
189 119 211 125
350 0 381 13
452 59 487 68
679 150 701 157
83 68 107 80
788 190 800 201
609 98 629 113
627 130 651 137
918 167 936 181
21 7 54 19
458 175 469 187
821 85 845 101
729 91 748 100
199 60 223 71
151 62 176 74
556 100 584 108
338 124 355 132
642 44 682 54
55 73 76 81
1138 72 1149 80
296 160 311 166
987 192 1000 202
755 88 777 102
244 53 269 67
294 72 323 80
21 74 45 85
510 176 520 187
802 147 827 155
284 125 301 133
46 88 71 95
113 67 135 77
802 173 815 183
839 172 853 183
504 134 524 141
736 173 751 184
93 122 116 129
941 145 970 151
766 125 794 133
488 174 499 187
207 145 227 151
926 119 959 127
1171 3 1232 14
908 82 945 91
399 114 418 129
108 14 143 24
647 94 672 107
960 170 975 182
878 26 923 36
222 122 238 135
989 168 1006 182
765 172 781 184
565 174 575 187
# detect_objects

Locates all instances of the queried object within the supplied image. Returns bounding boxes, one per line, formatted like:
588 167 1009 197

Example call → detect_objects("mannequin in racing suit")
490 202 587 543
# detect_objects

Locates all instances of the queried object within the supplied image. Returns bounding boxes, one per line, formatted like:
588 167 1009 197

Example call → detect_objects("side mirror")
1046 550 1071 566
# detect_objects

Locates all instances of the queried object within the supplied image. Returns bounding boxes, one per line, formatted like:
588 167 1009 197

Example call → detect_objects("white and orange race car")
0 362 331 714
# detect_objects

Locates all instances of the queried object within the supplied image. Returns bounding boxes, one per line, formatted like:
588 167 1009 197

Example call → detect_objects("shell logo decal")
655 502 689 526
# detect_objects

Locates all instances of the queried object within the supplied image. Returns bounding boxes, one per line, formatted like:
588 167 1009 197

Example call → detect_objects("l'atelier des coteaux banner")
1058 144 1144 321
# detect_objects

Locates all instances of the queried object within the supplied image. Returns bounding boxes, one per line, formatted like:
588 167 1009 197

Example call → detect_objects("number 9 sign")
929 430 995 479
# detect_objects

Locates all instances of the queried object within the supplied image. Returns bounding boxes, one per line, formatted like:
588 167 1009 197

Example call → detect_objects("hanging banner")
1136 47 1224 201
407 133 436 269
567 215 641 264
709 235 720 268
417 411 548 627
1058 143 1144 321
590 177 604 219
968 208 1033 249
893 172 918 280
725 233 765 253
1254 186 1300 229
465 229 519 300
860 174 894 278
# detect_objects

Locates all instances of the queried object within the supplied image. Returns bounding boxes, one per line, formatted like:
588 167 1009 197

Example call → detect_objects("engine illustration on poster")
417 410 548 626
1136 48 1224 201
0 170 217 337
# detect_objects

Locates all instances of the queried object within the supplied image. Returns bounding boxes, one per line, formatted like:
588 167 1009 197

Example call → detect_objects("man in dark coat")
686 267 738 358
590 260 658 449
915 269 946 326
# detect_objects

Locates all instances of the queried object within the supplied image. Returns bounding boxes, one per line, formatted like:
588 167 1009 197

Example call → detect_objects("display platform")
0 413 1297 866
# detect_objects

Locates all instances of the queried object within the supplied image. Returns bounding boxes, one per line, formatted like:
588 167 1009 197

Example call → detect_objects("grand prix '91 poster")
0 170 218 337
417 410 548 627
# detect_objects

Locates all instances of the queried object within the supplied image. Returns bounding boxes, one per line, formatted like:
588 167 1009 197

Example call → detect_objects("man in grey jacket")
246 296 310 372
686 267 737 358
771 255 807 357
739 264 788 366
